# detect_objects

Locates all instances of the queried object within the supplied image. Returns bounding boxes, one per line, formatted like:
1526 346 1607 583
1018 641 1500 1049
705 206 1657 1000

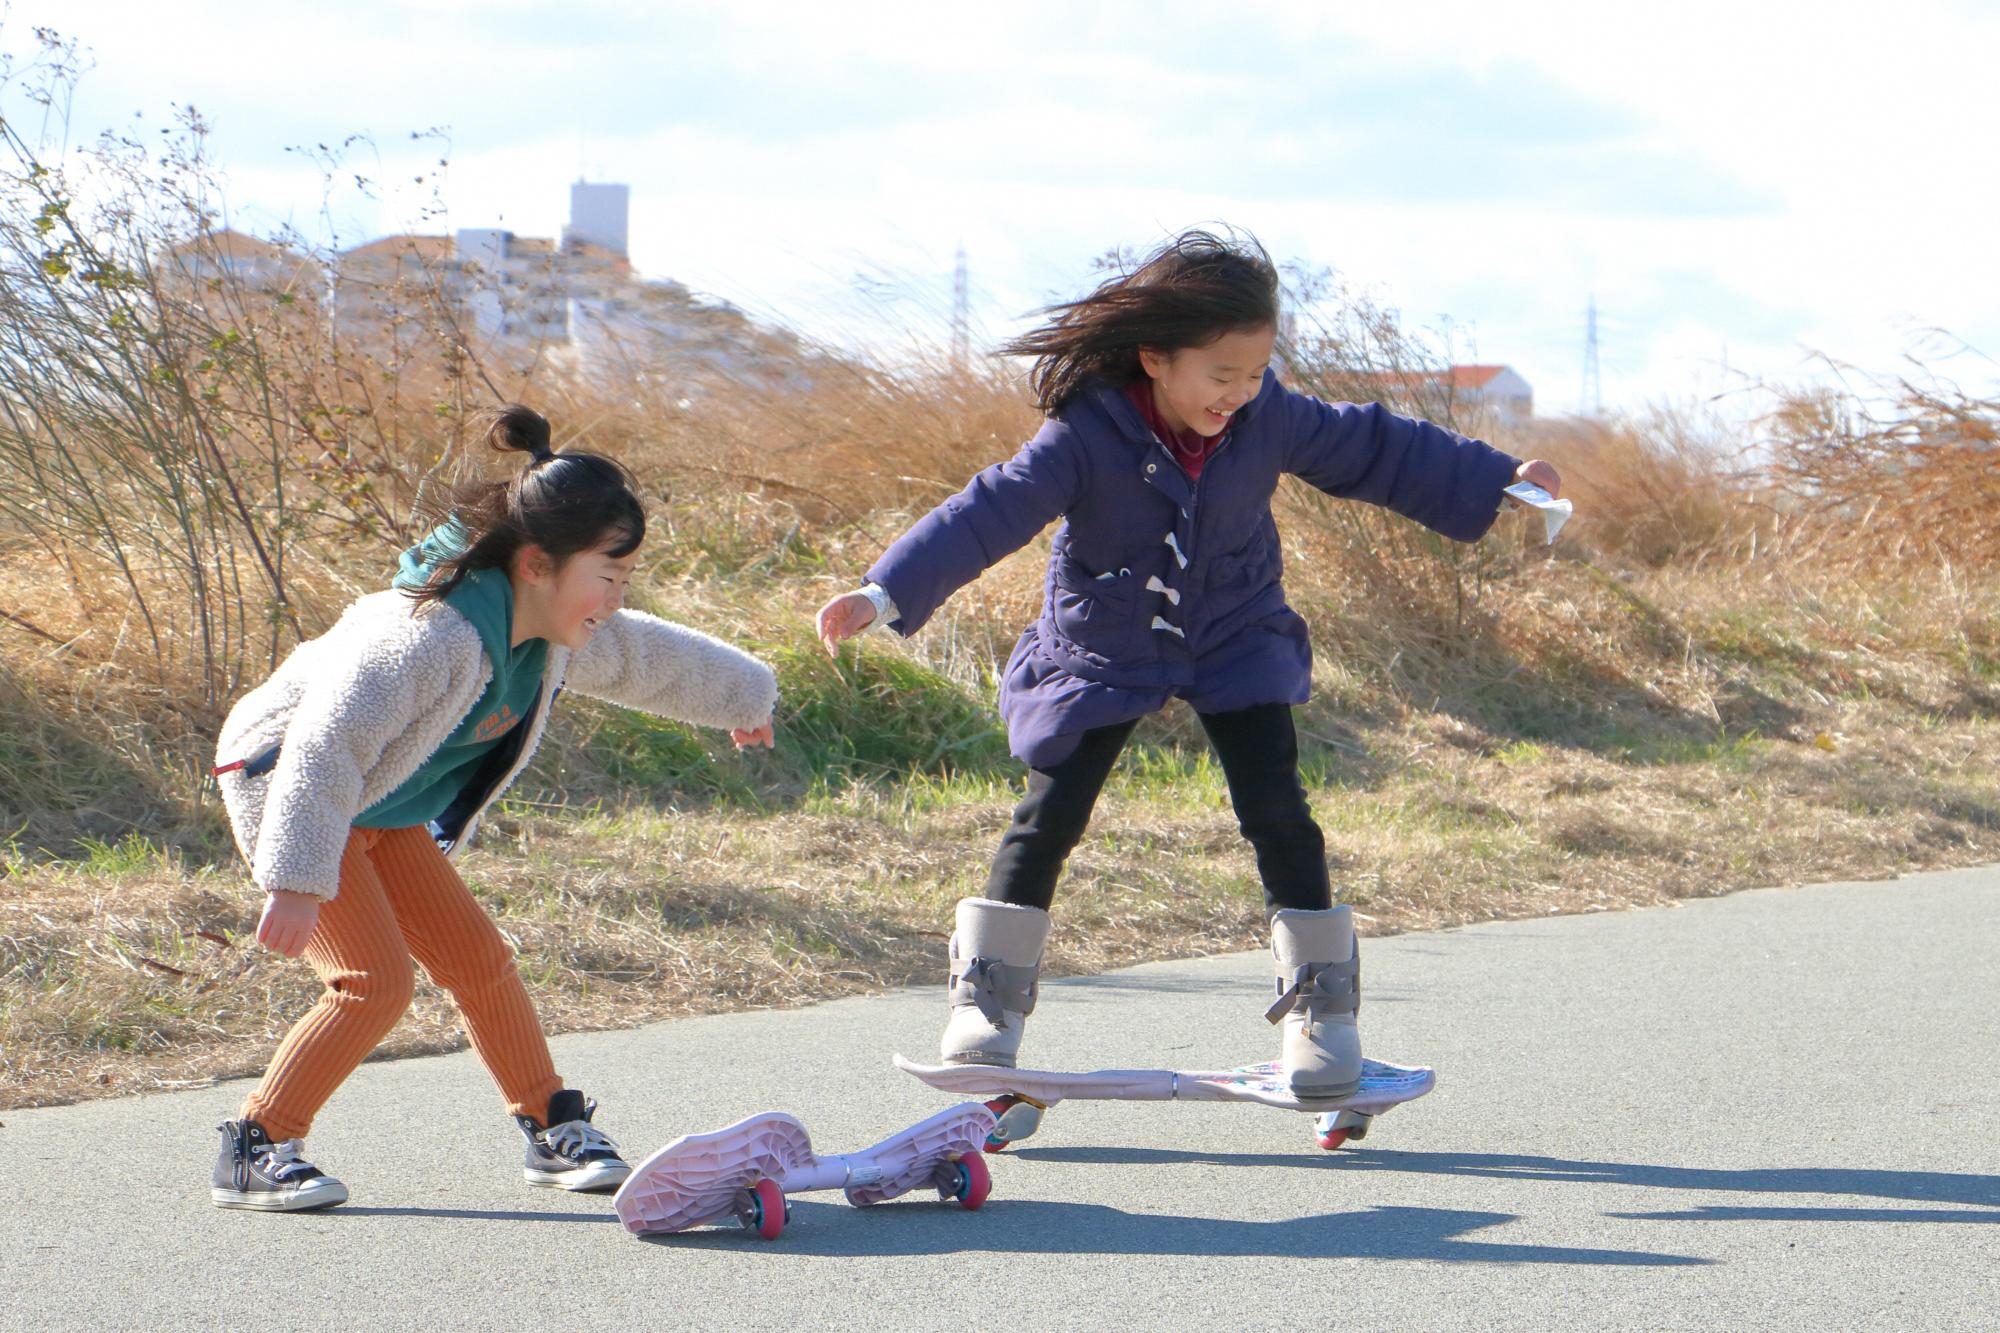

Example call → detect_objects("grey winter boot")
940 898 1050 1067
1265 906 1362 1102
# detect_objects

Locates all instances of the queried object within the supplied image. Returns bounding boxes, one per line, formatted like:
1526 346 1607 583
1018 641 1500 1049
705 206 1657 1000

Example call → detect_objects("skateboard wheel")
744 1178 787 1240
983 1095 1044 1152
949 1151 991 1211
1315 1110 1371 1151
982 1097 1014 1152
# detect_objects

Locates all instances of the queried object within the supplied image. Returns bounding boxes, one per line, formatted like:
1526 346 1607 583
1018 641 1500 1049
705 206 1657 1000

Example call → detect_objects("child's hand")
814 591 877 657
256 890 320 959
731 716 776 750
1514 459 1563 498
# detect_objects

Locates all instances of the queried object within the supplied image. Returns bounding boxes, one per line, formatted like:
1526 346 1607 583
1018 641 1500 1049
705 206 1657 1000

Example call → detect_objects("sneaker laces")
543 1117 620 1162
255 1139 315 1181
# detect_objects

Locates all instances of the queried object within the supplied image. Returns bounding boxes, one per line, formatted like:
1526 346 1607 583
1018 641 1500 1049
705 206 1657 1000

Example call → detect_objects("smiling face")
510 540 638 650
1137 324 1277 438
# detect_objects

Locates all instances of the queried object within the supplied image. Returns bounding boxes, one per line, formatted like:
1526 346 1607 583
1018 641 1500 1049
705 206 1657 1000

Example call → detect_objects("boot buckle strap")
1264 957 1359 1027
949 956 1039 1027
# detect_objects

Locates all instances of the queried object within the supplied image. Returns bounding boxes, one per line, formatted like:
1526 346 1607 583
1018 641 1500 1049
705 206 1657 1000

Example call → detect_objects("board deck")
895 1054 1434 1114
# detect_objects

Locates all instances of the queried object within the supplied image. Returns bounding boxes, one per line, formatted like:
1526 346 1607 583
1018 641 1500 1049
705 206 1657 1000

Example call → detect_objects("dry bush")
0 36 505 708
541 353 1041 542
1762 361 2000 568
1513 409 1765 568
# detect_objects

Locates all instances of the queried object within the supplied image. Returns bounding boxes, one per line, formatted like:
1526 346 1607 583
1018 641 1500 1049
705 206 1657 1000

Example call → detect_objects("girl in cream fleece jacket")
208 405 775 1213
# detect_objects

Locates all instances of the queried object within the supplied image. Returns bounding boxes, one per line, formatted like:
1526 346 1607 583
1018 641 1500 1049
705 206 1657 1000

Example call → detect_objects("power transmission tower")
1581 293 1603 416
951 244 970 371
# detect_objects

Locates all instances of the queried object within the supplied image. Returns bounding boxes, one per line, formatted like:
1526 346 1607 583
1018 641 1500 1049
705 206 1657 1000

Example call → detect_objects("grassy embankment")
5 361 1994 1110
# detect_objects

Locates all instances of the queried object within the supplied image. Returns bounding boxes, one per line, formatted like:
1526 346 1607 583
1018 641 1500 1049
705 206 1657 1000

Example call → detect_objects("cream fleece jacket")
214 589 777 900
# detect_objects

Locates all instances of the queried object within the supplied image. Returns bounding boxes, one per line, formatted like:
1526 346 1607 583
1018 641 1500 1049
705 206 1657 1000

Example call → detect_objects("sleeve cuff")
859 582 899 633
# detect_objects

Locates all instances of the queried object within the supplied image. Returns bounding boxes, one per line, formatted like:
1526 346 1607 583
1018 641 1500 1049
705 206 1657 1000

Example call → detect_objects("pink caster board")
613 1102 997 1239
894 1055 1434 1153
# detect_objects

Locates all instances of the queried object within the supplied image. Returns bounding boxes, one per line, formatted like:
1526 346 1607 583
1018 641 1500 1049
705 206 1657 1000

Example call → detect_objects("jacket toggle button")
1144 574 1181 605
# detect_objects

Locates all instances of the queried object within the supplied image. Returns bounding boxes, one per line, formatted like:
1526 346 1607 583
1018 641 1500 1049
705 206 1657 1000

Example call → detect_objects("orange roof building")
160 228 321 294
1364 363 1534 424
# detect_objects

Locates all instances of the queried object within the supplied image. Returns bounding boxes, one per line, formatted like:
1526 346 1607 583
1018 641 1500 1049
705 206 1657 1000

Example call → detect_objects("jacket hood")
391 522 515 672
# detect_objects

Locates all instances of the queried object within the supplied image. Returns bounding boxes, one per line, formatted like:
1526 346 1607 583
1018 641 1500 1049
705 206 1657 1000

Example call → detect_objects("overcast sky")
20 0 2000 414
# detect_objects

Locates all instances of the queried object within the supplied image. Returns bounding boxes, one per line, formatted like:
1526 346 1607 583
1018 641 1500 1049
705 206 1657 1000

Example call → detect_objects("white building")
180 187 812 385
451 229 580 346
331 184 637 358
563 181 630 256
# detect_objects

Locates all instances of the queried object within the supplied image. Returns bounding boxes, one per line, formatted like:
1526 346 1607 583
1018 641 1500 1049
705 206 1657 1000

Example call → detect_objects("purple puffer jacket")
866 371 1521 768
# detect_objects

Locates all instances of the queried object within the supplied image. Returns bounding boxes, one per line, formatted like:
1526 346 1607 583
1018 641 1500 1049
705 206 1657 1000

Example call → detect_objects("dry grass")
5 550 1995 1109
6 708 1992 1109
5 362 1995 1110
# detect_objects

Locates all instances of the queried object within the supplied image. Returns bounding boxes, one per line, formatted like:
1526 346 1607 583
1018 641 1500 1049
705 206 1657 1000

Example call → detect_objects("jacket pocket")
1048 549 1140 662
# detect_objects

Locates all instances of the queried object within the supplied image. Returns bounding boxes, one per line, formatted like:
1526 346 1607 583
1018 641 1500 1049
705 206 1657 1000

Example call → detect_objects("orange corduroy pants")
241 825 563 1142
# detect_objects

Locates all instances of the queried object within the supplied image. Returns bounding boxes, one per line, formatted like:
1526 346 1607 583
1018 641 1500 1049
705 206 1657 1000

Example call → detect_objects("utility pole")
1581 293 1603 417
951 244 971 371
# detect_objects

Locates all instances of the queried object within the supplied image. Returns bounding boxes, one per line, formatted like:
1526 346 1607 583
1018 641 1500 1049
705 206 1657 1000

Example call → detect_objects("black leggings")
983 702 1332 915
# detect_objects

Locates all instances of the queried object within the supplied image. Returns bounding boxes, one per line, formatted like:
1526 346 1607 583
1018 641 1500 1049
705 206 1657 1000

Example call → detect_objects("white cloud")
24 0 2000 411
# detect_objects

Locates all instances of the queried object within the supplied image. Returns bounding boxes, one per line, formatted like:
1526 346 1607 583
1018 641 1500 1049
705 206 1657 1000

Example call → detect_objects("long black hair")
1000 228 1281 415
404 404 646 608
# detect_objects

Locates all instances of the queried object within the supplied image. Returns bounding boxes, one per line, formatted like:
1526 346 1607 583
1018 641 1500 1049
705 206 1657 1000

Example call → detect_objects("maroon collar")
1124 380 1222 479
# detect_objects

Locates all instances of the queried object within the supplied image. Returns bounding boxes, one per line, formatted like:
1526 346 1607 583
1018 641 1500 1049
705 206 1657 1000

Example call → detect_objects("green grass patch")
1600 728 1764 768
1491 739 1550 766
802 767 1021 820
73 833 180 877
768 637 1011 786
582 708 764 805
567 623 1019 809
2 831 181 879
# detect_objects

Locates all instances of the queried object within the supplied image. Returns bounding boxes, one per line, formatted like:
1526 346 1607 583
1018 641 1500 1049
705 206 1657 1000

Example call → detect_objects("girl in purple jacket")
816 230 1561 1103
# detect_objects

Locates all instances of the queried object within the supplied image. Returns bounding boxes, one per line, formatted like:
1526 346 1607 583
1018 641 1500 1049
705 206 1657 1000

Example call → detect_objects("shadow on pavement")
1020 1146 2000 1215
1054 972 1419 1005
1051 974 1258 998
333 1205 618 1223
1606 1206 2000 1224
633 1197 1705 1264
1327 1150 2000 1210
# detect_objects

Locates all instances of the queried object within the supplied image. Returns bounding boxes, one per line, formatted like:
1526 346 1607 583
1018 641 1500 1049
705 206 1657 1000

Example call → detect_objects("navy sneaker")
211 1119 348 1212
516 1089 630 1192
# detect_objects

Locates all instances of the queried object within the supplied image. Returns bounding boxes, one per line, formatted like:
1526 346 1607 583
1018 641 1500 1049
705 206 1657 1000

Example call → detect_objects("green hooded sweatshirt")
353 525 549 831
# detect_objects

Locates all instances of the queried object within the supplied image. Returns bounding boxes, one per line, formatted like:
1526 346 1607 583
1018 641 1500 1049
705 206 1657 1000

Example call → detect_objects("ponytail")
405 404 647 608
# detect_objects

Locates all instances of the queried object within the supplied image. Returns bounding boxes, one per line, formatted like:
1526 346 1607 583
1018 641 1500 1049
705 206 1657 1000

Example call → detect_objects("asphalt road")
3 864 1995 1330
